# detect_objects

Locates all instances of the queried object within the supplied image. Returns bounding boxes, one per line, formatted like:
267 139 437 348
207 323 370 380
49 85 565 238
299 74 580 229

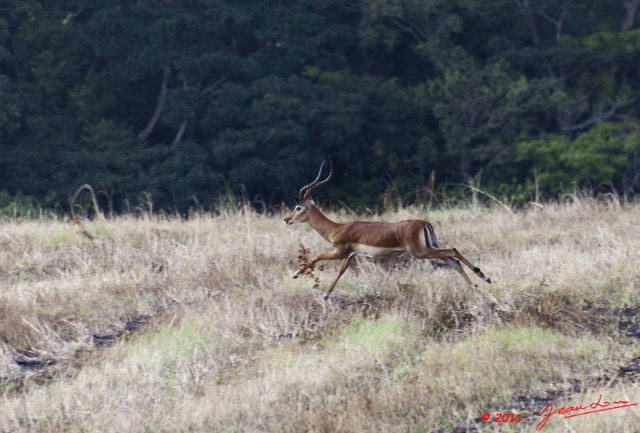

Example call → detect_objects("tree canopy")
1 0 639 213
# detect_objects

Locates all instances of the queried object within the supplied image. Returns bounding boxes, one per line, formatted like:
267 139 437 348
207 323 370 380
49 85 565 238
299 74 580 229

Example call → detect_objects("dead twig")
296 243 323 290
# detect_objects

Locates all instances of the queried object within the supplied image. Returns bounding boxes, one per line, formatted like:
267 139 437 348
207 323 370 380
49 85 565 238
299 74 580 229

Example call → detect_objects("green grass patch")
420 326 613 408
340 316 410 357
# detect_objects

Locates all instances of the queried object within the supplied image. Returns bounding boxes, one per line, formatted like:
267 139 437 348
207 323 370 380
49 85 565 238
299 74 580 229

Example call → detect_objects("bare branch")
138 64 171 140
172 120 188 145
561 98 626 134
537 9 566 41
513 0 540 44
623 0 640 30
202 76 226 94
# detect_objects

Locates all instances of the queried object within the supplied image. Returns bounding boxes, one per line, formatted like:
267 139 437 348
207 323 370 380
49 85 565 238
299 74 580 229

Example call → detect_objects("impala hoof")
323 292 330 301
485 277 492 284
292 271 300 279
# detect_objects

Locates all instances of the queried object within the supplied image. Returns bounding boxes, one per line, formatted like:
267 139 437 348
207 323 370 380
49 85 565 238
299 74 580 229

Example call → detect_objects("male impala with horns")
284 159 492 300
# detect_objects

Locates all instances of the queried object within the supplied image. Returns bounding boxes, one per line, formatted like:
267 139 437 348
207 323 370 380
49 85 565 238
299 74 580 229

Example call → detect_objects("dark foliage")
1 0 639 212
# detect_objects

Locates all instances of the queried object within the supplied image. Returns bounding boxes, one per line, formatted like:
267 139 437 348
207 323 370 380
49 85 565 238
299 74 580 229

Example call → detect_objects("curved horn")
298 158 333 200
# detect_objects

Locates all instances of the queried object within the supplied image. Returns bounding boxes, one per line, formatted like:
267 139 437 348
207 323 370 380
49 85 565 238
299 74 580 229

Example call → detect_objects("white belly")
351 243 405 259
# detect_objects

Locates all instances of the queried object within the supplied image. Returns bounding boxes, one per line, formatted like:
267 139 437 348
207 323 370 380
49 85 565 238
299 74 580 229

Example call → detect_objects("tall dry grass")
0 198 639 432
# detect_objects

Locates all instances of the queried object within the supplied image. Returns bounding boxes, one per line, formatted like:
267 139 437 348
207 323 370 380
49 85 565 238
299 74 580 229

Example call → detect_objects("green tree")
2 0 640 212
518 121 640 197
207 69 432 206
426 59 537 177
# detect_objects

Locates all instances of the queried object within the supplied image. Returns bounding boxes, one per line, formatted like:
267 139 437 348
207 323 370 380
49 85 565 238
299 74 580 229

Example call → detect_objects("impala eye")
295 205 302 211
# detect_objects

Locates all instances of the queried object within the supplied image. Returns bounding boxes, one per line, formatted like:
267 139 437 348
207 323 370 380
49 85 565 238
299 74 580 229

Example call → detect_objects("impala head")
284 159 333 225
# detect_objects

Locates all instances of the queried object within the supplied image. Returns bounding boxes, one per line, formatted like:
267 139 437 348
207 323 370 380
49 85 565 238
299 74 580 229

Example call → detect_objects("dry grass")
0 199 639 432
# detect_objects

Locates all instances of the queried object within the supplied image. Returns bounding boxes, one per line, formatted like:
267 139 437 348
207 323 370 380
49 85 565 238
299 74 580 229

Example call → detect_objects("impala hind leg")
422 226 500 306
442 257 474 288
451 249 491 284
426 248 491 284
422 225 491 284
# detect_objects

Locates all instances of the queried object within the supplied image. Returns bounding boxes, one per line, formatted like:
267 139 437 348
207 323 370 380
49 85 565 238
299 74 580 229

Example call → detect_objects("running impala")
284 159 492 300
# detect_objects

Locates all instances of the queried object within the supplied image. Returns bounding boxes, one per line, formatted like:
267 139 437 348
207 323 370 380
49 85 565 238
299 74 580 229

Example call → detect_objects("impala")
284 159 492 300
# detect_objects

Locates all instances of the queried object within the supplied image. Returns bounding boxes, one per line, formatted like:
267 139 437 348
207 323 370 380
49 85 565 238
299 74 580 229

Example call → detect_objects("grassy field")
0 198 639 432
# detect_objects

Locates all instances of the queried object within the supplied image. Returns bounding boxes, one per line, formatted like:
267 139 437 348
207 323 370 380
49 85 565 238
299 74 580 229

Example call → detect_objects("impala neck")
306 205 340 242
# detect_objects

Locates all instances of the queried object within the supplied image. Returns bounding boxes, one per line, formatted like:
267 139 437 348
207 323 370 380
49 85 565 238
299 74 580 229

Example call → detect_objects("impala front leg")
292 250 346 279
323 252 359 300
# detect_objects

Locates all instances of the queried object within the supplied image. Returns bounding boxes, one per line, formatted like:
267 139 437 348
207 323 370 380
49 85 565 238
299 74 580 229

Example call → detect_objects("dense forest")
1 0 639 213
